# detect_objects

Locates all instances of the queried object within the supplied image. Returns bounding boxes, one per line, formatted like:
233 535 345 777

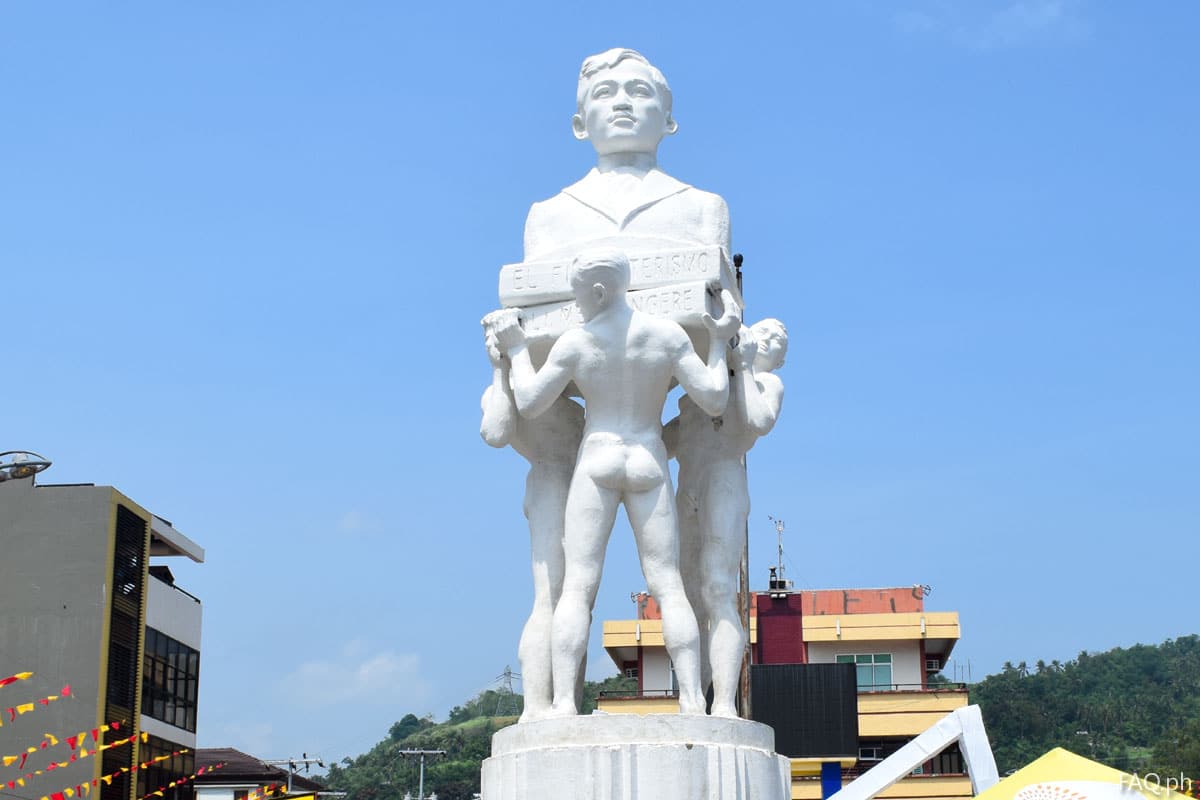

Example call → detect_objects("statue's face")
572 280 608 321
574 59 675 156
751 324 787 372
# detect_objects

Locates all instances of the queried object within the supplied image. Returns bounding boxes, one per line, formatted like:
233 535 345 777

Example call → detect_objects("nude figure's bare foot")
544 700 577 719
519 706 552 724
710 703 739 719
678 696 707 716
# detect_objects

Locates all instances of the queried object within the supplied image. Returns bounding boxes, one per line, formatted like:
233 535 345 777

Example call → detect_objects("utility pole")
396 749 445 800
263 756 325 794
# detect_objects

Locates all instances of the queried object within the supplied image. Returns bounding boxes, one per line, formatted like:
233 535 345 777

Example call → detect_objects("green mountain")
971 635 1200 777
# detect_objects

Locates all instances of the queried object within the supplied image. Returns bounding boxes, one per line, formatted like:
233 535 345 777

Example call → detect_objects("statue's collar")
562 168 692 229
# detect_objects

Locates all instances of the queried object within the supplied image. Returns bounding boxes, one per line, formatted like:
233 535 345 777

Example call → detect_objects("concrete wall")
807 641 924 688
146 575 202 651
0 480 115 792
641 649 675 693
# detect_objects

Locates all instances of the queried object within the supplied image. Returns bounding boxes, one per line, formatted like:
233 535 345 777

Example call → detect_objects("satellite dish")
0 451 52 482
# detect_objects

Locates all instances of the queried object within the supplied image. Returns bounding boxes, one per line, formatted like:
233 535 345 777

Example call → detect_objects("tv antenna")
767 515 786 582
766 515 793 594
0 451 52 483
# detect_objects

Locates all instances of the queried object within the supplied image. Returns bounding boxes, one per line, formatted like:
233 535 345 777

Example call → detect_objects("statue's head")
573 48 677 157
750 318 788 372
570 247 631 320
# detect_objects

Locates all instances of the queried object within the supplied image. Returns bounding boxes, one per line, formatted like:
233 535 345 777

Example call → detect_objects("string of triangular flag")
4 727 143 787
2 686 72 726
3 722 121 773
0 673 34 690
241 782 287 800
37 748 188 800
135 759 226 800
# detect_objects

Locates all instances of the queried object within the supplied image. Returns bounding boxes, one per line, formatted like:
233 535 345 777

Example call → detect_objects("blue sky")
3 0 1197 766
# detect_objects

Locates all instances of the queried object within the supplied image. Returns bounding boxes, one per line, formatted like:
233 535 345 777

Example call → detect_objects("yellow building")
600 586 972 800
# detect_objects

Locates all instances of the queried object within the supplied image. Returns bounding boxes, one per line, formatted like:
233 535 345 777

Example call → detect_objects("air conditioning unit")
925 659 940 672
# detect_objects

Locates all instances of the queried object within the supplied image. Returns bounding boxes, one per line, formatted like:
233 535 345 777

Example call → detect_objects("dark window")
136 734 194 800
140 627 200 733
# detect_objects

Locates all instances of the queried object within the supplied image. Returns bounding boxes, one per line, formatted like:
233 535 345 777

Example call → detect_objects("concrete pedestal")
480 714 791 800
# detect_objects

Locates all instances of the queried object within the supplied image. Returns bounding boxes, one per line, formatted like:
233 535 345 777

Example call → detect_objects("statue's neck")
595 151 657 175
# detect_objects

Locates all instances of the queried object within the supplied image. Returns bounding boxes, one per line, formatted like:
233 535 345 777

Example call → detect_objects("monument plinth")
481 715 791 800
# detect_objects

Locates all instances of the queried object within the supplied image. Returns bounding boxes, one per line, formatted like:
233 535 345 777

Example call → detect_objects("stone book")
499 245 740 308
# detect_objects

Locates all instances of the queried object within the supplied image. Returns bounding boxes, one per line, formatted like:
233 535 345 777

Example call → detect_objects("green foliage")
321 675 636 800
581 673 638 715
972 635 1200 777
447 689 523 724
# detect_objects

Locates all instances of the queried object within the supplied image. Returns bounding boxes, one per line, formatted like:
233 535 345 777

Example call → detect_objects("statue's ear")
572 114 589 141
593 283 608 306
665 115 678 136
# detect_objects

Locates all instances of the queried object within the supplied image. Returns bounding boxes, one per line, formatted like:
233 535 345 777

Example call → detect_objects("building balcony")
857 684 969 737
594 689 681 716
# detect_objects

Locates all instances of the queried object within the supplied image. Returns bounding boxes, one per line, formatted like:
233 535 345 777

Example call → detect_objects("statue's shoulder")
633 308 690 343
683 183 729 214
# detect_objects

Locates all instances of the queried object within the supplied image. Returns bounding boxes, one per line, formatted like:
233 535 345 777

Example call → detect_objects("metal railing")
858 681 967 693
596 689 680 700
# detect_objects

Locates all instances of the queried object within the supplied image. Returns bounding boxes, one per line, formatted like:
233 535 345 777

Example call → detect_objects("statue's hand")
485 332 505 367
490 308 526 353
701 289 742 343
735 325 758 368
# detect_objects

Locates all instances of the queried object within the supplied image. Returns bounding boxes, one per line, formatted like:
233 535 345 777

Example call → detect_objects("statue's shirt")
523 168 731 262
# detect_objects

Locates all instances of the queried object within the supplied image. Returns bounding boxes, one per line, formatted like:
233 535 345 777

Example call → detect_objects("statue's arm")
480 363 516 448
507 335 578 420
662 413 681 460
672 330 729 418
701 192 732 256
672 289 741 416
738 365 784 437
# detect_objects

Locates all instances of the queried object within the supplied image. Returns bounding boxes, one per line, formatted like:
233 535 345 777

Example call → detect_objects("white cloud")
276 641 432 707
895 0 1091 50
336 510 381 536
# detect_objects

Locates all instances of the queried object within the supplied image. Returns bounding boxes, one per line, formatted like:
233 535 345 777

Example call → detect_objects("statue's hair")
570 247 631 293
577 48 673 117
751 318 788 368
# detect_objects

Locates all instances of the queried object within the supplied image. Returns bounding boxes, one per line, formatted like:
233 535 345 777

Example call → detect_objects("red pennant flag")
0 673 33 689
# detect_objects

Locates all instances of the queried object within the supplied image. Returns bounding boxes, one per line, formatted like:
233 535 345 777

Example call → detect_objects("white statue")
665 319 787 718
523 48 731 262
492 247 740 717
479 326 585 722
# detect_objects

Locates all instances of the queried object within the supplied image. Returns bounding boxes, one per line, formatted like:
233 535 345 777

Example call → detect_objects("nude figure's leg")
518 465 571 722
549 473 619 716
676 478 711 699
626 476 704 716
700 462 750 718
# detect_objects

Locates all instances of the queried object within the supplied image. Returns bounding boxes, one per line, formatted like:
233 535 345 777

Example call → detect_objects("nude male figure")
479 327 585 722
492 247 739 716
523 47 730 262
665 319 787 718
